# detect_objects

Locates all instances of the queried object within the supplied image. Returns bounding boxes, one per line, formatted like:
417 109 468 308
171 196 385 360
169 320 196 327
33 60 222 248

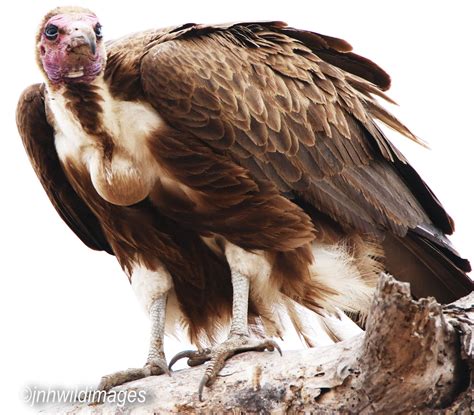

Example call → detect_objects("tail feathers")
383 231 473 304
284 297 317 347
316 310 364 343
281 297 363 346
413 225 471 272
304 238 382 319
269 238 383 346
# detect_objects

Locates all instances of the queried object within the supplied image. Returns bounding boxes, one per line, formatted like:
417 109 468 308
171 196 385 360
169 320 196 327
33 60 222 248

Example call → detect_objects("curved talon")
198 374 210 401
169 348 211 370
171 338 283 400
195 338 282 401
269 340 282 356
168 350 196 370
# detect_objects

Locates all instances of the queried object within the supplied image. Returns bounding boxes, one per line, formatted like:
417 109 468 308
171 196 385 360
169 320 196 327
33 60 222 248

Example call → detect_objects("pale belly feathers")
47 80 164 206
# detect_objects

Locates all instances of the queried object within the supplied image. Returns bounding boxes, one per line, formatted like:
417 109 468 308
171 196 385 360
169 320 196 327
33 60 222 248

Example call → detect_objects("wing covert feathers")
139 22 440 237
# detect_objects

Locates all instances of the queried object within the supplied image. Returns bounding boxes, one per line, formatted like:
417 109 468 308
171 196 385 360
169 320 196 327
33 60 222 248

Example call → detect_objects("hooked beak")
68 27 96 55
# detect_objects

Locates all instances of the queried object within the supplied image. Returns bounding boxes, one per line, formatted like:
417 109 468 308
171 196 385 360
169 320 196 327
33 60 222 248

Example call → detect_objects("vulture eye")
94 24 103 39
44 24 59 40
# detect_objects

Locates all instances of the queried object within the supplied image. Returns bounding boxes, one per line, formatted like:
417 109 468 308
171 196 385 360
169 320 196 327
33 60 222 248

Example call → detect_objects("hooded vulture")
16 6 472 399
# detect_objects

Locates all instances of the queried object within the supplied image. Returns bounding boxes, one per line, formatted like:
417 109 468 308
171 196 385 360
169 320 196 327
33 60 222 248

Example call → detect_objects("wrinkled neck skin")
42 54 104 86
40 50 106 90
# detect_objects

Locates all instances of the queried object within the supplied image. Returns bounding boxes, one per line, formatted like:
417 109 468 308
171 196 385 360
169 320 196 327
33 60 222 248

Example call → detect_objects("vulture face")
38 10 106 84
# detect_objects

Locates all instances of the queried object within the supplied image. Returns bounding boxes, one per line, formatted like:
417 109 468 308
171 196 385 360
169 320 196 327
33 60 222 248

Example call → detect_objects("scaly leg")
98 293 169 391
169 269 281 401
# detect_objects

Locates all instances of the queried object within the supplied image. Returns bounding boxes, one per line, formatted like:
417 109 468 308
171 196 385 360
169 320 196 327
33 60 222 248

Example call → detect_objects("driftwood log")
49 274 473 414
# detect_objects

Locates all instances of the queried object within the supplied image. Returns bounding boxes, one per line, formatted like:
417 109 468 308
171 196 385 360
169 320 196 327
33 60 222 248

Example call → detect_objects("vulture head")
36 7 106 84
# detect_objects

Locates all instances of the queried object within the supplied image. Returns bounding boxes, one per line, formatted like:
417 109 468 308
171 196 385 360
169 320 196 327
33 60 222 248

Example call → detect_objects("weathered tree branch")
50 274 473 414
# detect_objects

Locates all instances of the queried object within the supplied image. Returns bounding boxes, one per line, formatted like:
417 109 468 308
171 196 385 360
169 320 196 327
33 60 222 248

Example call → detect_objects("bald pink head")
38 9 106 85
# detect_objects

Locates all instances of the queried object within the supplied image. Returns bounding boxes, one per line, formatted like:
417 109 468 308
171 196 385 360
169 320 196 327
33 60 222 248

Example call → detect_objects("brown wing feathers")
138 22 471 296
279 27 391 90
141 23 430 239
147 127 315 251
16 84 113 254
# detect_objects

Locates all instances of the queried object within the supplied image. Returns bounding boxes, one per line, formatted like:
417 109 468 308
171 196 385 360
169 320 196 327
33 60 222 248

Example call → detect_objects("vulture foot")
97 356 169 392
169 334 281 401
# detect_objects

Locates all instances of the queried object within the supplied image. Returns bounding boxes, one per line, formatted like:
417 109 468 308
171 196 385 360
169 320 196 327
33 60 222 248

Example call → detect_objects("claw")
168 350 198 370
168 348 211 370
268 340 282 356
194 336 282 401
198 374 210 401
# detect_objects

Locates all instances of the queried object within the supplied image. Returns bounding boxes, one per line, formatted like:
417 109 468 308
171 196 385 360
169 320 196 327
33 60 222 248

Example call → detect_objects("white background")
1 1 472 412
